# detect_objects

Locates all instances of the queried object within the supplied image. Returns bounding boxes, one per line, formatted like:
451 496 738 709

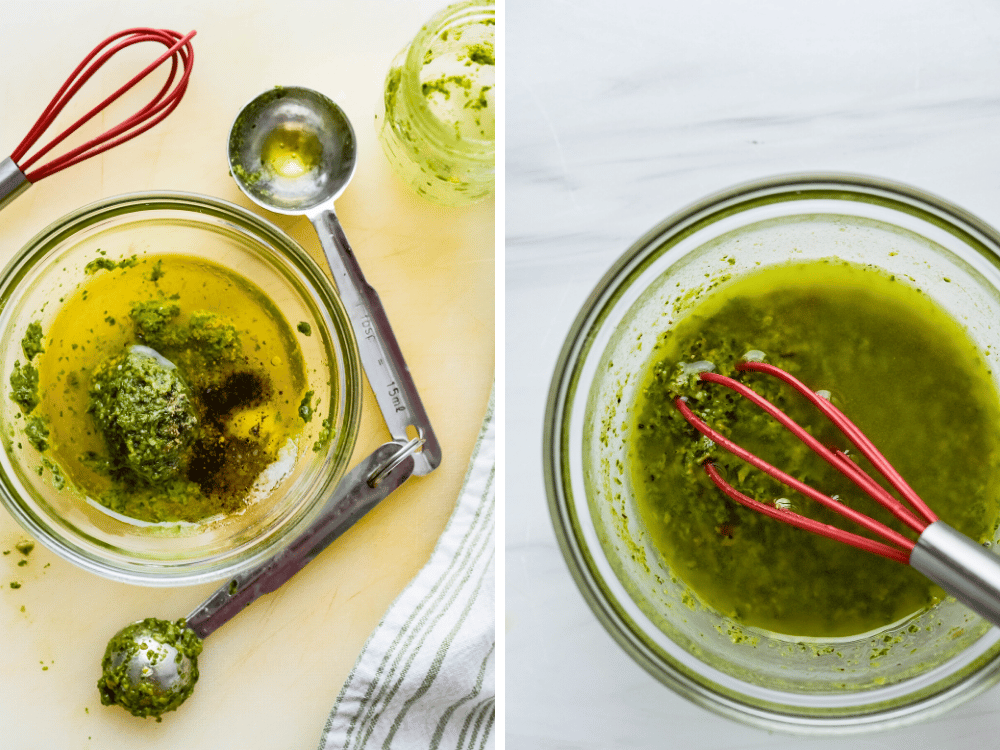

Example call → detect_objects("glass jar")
377 0 495 207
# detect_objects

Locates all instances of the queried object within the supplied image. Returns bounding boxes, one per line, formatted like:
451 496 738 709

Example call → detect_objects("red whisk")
0 27 196 211
675 360 1000 627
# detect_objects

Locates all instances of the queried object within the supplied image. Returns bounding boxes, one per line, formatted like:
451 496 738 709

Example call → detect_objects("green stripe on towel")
319 386 496 750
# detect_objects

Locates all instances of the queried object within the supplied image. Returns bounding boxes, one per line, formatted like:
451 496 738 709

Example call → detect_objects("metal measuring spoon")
100 87 444 719
227 86 441 476
99 443 413 718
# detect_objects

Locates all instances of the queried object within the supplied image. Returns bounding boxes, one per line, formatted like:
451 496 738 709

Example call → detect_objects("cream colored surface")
0 1 493 747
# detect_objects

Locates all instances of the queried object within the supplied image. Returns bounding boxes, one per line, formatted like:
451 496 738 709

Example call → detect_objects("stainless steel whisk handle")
911 521 1000 628
0 158 29 212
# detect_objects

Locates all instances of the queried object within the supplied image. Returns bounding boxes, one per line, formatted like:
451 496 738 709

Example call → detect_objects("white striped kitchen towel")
318 388 495 750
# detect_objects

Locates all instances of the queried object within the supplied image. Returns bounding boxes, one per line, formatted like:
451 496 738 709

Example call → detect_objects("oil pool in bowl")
14 253 317 525
0 193 362 585
545 174 1000 732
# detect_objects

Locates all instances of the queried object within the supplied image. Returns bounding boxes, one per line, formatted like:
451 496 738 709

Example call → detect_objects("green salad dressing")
9 253 313 525
630 260 1000 637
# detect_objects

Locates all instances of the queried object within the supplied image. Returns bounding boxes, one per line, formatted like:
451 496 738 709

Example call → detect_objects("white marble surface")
505 0 1000 747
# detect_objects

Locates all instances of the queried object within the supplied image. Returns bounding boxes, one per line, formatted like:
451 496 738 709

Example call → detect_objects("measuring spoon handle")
186 442 413 639
309 208 440 477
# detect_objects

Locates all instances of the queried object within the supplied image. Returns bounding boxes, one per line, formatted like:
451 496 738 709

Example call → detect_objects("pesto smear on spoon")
97 617 203 720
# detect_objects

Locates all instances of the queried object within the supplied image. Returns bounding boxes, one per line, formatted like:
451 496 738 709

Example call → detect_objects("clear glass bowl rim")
543 172 1000 734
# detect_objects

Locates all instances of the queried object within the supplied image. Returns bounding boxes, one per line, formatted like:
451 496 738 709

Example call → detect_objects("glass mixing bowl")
0 193 362 585
544 173 1000 733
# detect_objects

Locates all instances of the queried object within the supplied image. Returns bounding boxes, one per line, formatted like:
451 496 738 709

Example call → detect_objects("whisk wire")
675 361 940 563
675 396 917 555
25 33 181 155
11 27 195 182
738 361 938 525
699 370 929 533
703 462 912 564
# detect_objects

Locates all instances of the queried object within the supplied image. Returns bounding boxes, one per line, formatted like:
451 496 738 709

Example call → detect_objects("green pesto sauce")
98 617 202 720
298 390 315 422
630 260 1000 637
68 300 267 523
41 457 64 489
24 416 49 452
230 162 263 186
312 417 333 453
10 253 312 525
10 322 52 445
76 300 287 523
130 300 243 367
84 254 138 275
21 321 44 361
88 347 198 485
297 321 312 336
9 361 40 412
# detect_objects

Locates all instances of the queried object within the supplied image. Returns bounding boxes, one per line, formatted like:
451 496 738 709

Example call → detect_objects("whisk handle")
0 158 29 212
911 521 1000 628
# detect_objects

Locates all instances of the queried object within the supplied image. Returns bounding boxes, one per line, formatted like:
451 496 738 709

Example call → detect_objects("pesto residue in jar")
298 390 315 422
9 253 313 525
629 260 1000 638
378 4 495 205
98 617 203 720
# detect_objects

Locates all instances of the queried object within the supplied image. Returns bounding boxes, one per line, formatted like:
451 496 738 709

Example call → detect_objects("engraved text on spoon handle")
309 208 441 476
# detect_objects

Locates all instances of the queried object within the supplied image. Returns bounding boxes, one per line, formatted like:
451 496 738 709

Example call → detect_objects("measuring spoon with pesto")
99 441 413 719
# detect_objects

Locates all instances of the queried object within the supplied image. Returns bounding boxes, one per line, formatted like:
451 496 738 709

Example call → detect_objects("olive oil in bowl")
23 254 313 525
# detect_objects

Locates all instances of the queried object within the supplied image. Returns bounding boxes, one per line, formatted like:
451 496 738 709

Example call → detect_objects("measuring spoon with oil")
227 86 440 477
